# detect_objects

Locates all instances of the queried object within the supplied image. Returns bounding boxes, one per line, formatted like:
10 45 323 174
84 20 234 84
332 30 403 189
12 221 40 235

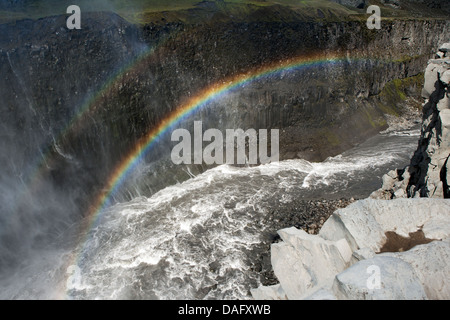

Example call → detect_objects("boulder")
441 70 450 85
277 227 352 262
369 188 393 200
319 199 450 252
422 61 444 99
332 256 427 300
436 51 444 59
380 239 450 299
393 188 406 198
271 227 352 299
251 284 288 300
381 171 396 189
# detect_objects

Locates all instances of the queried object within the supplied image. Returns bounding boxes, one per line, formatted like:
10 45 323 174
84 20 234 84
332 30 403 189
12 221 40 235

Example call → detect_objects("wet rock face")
372 43 450 199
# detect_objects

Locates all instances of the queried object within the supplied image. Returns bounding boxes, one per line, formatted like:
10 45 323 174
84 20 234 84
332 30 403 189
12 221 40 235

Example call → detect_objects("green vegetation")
320 128 341 146
377 73 425 115
1 0 447 25
393 54 428 64
0 1 354 24
132 0 360 24
364 107 386 128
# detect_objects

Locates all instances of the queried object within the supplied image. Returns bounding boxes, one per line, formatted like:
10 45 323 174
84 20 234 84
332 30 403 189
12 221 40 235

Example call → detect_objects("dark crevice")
441 154 450 198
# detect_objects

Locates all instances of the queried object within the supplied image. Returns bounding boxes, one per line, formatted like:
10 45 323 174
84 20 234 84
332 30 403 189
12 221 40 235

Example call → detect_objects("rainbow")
83 54 359 223
8 32 180 235
64 52 375 298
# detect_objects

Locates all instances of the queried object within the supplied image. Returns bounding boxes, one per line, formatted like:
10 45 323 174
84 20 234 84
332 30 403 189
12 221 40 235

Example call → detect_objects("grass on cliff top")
130 0 359 24
0 0 447 24
0 0 358 24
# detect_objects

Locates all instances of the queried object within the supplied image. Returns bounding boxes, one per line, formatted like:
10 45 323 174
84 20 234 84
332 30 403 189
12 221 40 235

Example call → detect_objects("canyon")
0 0 448 299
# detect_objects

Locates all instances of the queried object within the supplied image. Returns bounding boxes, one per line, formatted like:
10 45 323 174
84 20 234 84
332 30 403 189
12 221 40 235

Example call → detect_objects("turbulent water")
0 126 420 300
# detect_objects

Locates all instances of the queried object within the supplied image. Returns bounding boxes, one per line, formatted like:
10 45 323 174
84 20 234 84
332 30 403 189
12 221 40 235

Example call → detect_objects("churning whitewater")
54 126 419 300
0 124 419 300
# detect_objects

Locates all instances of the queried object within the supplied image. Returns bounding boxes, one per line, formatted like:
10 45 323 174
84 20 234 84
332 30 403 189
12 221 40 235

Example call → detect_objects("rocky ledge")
252 198 450 300
371 43 450 199
252 45 450 300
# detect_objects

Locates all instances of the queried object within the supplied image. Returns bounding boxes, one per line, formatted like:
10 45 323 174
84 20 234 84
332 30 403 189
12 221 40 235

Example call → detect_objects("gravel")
250 198 358 287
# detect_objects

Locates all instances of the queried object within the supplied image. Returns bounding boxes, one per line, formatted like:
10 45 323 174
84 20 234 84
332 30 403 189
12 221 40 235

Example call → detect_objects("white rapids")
0 127 420 300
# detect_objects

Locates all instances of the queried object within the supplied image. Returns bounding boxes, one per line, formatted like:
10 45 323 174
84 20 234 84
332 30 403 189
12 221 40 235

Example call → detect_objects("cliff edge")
371 43 450 199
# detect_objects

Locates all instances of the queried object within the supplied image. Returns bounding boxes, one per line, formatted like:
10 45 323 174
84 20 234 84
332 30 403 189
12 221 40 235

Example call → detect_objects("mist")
0 2 151 296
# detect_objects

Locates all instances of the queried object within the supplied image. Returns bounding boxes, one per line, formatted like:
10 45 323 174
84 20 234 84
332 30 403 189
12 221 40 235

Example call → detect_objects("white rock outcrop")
269 227 352 299
252 199 450 300
332 256 427 300
380 239 450 299
320 198 450 251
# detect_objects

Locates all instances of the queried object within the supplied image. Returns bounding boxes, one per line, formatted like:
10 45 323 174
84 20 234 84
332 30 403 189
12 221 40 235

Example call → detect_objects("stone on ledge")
271 227 352 299
422 62 441 98
350 247 376 264
380 239 450 300
251 284 288 300
319 199 450 252
332 256 427 300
